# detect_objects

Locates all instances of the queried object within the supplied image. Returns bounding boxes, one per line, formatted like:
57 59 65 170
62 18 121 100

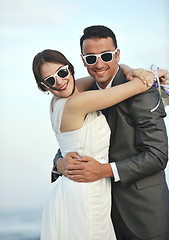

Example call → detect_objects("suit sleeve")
51 149 62 183
116 86 168 186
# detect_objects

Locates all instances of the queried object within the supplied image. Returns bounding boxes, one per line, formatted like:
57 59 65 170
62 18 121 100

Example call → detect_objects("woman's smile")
59 82 68 90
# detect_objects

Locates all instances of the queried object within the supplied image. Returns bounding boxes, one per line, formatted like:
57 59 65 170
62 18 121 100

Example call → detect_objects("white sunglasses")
42 65 69 87
82 49 118 65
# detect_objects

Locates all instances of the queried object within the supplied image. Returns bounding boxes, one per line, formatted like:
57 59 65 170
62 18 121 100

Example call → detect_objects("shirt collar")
96 66 119 89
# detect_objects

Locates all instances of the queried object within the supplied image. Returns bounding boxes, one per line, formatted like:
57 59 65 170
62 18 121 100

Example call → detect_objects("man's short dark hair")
80 25 117 54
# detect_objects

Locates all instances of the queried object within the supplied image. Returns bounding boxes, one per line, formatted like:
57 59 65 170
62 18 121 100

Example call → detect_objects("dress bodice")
50 98 111 162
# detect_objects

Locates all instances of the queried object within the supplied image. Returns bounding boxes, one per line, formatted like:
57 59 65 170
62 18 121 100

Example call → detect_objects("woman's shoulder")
50 97 68 113
50 97 69 133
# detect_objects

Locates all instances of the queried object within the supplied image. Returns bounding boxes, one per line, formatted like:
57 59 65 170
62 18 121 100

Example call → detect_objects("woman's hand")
120 64 155 87
126 68 155 87
57 152 82 176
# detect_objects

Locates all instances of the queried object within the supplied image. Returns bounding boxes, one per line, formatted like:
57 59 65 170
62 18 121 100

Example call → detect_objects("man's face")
82 37 120 89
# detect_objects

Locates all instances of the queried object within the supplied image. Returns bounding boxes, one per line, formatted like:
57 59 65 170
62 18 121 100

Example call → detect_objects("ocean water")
0 208 42 240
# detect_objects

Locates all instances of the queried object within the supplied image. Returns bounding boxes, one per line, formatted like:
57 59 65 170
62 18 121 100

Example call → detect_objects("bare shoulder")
60 95 86 133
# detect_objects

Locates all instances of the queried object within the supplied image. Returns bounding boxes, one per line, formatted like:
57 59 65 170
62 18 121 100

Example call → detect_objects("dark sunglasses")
42 65 69 87
82 49 118 65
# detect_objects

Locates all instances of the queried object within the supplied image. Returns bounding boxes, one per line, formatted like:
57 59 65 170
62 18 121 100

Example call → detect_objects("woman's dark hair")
32 49 75 92
80 25 117 54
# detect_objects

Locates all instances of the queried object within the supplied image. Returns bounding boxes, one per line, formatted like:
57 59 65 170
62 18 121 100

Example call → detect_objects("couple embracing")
33 25 169 240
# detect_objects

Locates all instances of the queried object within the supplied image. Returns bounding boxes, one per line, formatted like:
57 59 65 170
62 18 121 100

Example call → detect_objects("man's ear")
116 49 120 63
80 54 87 67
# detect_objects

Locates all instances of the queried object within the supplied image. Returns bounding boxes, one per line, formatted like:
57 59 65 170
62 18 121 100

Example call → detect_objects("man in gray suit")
52 25 169 239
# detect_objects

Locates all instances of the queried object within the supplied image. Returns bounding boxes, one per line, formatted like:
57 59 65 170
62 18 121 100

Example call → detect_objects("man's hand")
65 156 113 182
57 152 82 176
157 69 168 84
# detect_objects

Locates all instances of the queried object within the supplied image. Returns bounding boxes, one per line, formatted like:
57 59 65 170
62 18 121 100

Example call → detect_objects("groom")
52 25 169 240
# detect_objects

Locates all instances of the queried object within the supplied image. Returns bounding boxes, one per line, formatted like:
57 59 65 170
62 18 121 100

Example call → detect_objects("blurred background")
0 0 169 239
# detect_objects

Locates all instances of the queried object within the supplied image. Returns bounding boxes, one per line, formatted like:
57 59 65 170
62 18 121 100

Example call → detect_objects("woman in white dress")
32 49 154 240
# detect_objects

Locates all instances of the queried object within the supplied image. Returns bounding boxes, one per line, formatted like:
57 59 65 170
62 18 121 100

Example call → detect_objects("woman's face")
41 62 75 98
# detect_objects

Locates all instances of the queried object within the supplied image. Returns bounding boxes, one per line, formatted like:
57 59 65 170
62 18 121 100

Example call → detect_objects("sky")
0 0 169 210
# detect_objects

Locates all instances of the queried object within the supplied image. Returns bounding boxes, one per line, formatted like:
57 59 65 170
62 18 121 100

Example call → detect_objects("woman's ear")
40 82 49 93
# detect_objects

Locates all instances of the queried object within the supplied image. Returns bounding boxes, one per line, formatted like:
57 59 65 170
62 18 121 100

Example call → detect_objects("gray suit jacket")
99 67 169 239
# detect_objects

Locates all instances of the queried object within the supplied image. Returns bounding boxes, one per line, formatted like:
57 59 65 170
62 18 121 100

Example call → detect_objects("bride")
32 49 153 240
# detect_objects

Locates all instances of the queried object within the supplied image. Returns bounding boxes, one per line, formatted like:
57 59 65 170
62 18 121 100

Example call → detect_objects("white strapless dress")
41 98 116 240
